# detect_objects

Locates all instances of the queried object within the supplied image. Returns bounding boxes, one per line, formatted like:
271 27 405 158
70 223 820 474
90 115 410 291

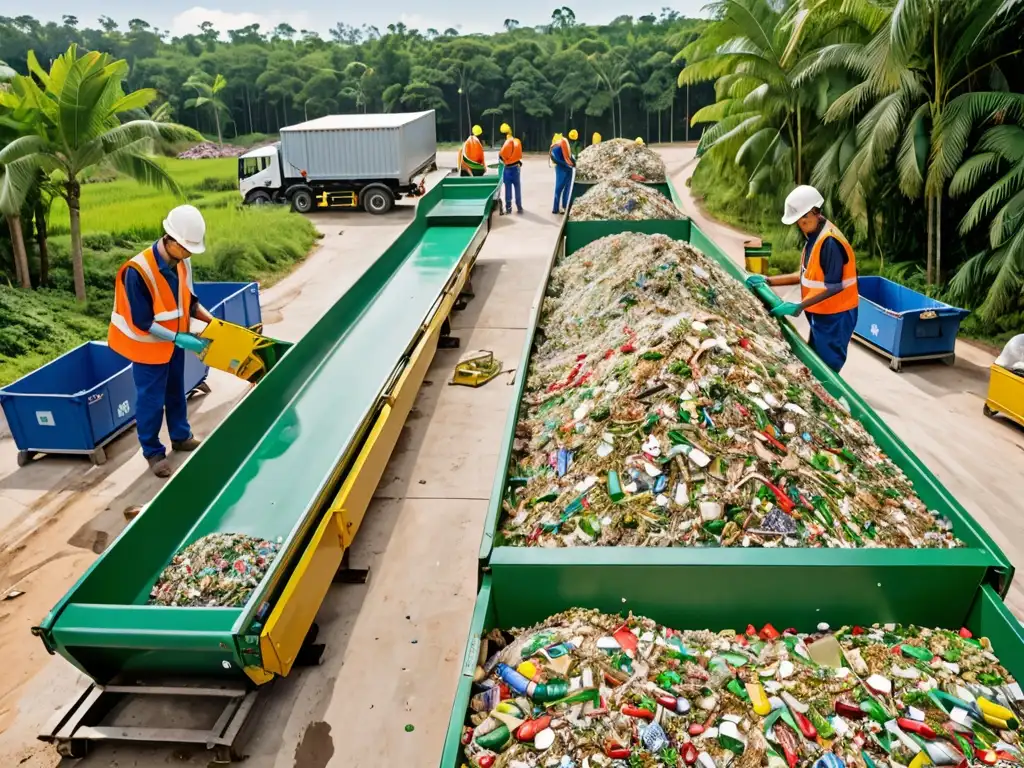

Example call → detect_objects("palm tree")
800 0 1024 283
590 52 636 137
184 71 230 144
679 0 826 192
0 45 200 302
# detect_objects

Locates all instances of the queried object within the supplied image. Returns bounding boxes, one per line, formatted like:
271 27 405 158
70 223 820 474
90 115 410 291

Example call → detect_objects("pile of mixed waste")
149 532 281 607
462 610 1021 768
576 138 668 182
500 233 961 549
177 141 250 159
570 180 684 222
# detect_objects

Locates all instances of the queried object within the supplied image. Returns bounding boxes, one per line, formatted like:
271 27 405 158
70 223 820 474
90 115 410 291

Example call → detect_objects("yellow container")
984 364 1024 429
198 318 275 383
745 255 768 275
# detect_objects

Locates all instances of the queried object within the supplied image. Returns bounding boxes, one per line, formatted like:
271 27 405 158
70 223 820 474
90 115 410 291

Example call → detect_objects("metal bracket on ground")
40 680 258 763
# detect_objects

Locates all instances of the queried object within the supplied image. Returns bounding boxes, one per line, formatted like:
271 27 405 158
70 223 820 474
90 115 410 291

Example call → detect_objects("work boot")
171 436 202 452
147 455 172 478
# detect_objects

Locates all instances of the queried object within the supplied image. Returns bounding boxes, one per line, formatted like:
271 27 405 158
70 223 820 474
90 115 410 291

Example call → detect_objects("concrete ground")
0 145 1020 768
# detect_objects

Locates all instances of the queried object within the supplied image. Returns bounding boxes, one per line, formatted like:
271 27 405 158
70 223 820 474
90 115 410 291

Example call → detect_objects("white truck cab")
238 145 282 203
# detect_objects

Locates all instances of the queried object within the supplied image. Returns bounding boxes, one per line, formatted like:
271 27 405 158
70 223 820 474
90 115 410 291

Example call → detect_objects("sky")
33 2 709 39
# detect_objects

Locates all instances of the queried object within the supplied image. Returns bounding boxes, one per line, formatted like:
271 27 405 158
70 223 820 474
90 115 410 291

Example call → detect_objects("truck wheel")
248 190 272 205
363 187 394 215
291 189 314 213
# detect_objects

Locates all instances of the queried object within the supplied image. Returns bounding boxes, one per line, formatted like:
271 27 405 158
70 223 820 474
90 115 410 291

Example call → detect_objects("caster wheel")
89 447 107 466
983 404 998 418
56 739 90 758
16 450 34 467
197 381 213 394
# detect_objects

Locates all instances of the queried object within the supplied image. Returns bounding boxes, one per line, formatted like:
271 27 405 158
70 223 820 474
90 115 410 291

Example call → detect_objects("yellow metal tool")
450 350 502 387
198 318 275 383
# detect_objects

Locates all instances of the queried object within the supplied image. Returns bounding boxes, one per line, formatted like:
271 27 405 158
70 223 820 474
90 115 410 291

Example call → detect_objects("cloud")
170 7 313 38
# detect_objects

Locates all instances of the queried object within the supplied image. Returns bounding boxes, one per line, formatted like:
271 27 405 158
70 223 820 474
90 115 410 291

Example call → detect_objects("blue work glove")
174 333 210 354
770 301 803 318
745 274 768 289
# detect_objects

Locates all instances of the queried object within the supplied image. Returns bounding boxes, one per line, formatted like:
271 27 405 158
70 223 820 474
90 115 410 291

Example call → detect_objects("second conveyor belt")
34 174 500 685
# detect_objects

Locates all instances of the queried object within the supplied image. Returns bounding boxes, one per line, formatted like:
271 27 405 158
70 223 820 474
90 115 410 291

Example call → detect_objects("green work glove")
745 274 768 289
174 333 210 354
770 301 803 318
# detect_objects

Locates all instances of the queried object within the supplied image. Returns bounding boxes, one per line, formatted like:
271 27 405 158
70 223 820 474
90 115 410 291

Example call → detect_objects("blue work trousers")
808 307 858 373
132 346 191 459
553 167 572 213
503 164 523 212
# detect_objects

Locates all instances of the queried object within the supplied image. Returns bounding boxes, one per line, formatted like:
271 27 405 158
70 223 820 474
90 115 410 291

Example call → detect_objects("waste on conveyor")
149 532 282 607
569 180 684 222
576 139 668 183
500 233 960 549
462 610 1022 768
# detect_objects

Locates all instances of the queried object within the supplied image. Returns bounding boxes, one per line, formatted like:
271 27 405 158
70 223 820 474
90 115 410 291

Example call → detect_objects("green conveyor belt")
34 176 498 683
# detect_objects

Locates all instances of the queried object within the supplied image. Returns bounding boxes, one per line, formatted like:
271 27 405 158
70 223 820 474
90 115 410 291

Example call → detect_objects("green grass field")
0 157 319 386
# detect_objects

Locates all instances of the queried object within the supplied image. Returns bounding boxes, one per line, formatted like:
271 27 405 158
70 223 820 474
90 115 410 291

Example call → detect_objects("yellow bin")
984 364 1024 429
198 318 275 383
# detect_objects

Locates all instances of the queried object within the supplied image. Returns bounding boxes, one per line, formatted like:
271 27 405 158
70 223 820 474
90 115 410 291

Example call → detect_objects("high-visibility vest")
108 245 193 364
458 135 486 172
500 136 523 165
800 221 858 315
550 138 574 168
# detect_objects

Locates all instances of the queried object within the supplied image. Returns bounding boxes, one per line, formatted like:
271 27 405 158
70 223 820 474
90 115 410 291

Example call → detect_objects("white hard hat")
781 185 825 225
163 204 206 254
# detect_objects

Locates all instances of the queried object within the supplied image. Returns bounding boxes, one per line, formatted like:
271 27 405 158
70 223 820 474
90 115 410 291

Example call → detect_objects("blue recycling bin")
853 276 969 371
183 282 263 394
0 342 136 465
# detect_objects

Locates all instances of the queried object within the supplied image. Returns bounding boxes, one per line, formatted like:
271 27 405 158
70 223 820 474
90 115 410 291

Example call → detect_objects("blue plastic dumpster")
853 276 969 371
183 282 263 395
0 342 135 466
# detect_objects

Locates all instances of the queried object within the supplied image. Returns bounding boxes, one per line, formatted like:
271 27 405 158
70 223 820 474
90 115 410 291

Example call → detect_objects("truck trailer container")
238 111 437 214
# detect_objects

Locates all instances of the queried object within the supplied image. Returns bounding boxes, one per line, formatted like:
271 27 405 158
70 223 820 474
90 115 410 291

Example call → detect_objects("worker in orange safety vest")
458 125 487 176
108 205 215 477
746 185 859 372
498 122 524 214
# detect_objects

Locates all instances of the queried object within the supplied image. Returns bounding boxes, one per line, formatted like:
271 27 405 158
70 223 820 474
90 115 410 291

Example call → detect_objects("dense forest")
0 10 711 150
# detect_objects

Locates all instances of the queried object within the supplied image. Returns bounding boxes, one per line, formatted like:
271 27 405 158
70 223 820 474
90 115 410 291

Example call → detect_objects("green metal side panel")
477 180 1012 624
439 577 1024 768
35 176 499 683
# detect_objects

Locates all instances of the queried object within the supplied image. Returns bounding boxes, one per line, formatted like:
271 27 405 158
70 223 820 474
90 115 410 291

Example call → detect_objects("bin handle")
920 308 965 319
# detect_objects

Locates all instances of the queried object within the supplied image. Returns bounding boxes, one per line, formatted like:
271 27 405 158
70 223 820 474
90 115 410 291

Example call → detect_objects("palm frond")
0 134 48 165
958 162 1024 243
104 144 185 199
976 226 1024 319
949 151 1000 199
895 102 929 197
989 186 1024 246
889 0 929 62
976 125 1024 164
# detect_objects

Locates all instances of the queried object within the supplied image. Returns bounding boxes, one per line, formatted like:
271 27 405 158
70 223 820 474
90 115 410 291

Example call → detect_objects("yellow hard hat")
552 133 562 144
500 122 512 135
592 132 602 144
472 125 483 136
568 129 579 140
635 137 645 146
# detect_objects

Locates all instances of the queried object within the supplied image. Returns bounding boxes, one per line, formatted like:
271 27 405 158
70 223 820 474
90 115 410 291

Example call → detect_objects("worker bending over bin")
747 185 860 373
549 133 574 214
458 125 487 177
499 123 524 214
108 205 214 478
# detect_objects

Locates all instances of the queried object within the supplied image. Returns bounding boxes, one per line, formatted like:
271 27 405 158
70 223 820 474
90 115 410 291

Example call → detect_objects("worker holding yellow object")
108 204 213 478
457 124 486 176
498 122 524 214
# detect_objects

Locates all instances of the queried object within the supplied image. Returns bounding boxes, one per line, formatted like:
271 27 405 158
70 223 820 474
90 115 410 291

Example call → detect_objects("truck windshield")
239 155 271 179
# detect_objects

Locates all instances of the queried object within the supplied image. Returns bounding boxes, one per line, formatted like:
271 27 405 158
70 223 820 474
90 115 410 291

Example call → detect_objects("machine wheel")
56 739 90 758
983 404 998 418
362 186 394 215
89 447 107 466
247 190 272 205
16 450 34 467
291 188 314 213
